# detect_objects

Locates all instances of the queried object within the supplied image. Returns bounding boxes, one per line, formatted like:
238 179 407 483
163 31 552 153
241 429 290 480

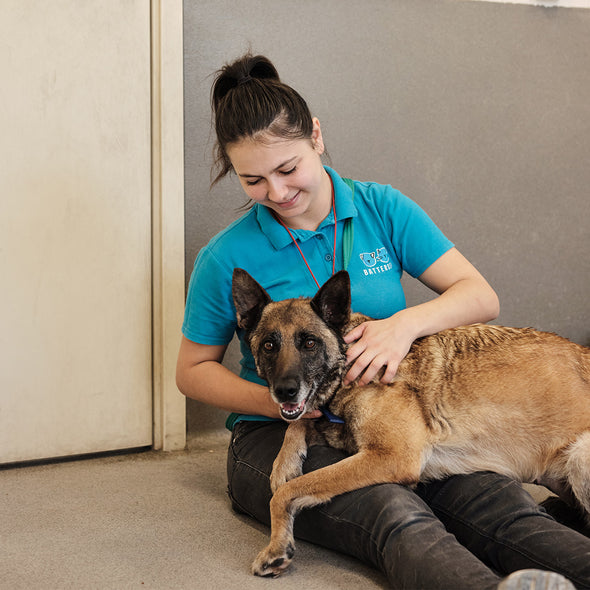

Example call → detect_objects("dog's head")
232 269 351 421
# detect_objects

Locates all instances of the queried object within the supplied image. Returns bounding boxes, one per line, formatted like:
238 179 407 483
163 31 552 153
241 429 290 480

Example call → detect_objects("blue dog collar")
320 406 345 424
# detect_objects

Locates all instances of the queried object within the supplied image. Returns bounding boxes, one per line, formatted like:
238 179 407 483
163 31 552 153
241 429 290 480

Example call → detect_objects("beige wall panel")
0 1 153 462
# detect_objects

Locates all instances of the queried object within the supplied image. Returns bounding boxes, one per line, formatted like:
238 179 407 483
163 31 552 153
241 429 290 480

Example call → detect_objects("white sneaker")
497 569 576 590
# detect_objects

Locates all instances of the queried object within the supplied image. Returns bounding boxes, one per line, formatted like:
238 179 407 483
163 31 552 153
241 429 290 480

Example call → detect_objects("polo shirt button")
325 254 333 261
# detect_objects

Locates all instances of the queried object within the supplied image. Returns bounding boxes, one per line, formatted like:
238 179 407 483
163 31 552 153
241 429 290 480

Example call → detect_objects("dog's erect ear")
232 268 271 333
310 270 351 332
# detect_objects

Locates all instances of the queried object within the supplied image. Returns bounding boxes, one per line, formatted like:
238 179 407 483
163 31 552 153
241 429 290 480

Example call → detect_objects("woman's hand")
341 248 499 387
343 312 415 386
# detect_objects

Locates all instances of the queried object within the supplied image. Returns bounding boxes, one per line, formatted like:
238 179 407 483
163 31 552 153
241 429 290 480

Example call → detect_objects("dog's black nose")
274 377 299 401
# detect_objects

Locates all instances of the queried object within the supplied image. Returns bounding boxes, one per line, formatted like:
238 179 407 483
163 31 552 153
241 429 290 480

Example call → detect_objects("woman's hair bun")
242 54 280 84
212 54 279 105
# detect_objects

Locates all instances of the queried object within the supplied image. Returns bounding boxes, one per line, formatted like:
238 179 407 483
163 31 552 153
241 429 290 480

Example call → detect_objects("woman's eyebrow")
238 156 298 178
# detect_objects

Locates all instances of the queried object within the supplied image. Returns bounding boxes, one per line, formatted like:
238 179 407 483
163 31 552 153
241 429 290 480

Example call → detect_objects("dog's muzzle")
273 377 308 421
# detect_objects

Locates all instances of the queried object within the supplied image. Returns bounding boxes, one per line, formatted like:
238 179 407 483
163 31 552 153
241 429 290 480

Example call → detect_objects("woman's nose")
267 178 289 202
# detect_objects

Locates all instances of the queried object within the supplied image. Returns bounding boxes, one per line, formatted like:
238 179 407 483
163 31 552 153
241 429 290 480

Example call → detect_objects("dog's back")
397 324 590 425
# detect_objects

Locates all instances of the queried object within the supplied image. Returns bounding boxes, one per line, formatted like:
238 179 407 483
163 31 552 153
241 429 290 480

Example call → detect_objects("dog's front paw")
251 542 295 577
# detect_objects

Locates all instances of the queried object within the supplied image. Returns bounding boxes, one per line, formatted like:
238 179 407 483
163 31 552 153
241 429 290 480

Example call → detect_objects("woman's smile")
274 191 301 209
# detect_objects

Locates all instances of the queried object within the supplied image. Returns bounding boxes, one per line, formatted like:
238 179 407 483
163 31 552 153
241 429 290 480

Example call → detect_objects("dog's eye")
304 339 316 350
263 341 275 352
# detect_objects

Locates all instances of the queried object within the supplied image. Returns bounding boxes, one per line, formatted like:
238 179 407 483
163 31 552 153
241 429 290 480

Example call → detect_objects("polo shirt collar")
256 166 358 251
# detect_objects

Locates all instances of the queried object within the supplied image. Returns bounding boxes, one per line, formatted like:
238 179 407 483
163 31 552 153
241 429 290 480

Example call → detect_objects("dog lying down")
231 268 590 578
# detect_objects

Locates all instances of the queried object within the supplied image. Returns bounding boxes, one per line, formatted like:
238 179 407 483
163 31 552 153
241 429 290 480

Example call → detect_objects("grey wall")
183 0 590 433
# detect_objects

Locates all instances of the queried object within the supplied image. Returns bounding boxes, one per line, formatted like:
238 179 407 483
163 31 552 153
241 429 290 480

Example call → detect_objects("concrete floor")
2 429 557 590
1 431 386 590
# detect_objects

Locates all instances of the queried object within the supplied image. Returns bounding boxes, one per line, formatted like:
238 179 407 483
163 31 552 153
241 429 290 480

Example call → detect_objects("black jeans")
227 421 590 590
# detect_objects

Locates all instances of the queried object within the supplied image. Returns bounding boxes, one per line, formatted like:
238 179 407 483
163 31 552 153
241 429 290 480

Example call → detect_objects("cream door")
0 2 155 463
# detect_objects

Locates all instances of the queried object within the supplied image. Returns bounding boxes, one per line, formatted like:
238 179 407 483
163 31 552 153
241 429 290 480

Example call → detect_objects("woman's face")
226 118 331 229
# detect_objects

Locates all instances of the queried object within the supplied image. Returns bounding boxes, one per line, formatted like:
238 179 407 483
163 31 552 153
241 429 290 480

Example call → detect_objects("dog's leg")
251 450 421 577
565 431 590 525
270 420 309 494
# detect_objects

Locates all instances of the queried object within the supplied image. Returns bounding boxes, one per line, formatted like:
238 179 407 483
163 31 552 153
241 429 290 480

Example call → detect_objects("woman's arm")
343 248 499 385
176 336 281 418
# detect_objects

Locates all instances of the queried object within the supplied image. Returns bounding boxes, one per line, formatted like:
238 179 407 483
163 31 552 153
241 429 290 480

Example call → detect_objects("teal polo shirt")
182 166 453 429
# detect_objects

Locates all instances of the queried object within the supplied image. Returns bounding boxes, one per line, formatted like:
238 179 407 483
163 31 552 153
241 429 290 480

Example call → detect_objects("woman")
177 53 589 589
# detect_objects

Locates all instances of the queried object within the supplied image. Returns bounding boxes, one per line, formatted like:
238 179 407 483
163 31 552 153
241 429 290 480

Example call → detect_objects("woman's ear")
311 117 325 155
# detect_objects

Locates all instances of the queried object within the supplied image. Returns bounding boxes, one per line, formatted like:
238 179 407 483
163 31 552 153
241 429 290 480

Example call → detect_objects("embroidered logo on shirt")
359 247 392 275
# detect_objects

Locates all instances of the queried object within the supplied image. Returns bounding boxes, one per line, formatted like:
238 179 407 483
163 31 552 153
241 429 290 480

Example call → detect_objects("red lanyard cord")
274 189 337 290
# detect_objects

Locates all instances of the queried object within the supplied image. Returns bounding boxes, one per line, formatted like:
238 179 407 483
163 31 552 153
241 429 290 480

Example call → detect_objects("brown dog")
231 268 590 578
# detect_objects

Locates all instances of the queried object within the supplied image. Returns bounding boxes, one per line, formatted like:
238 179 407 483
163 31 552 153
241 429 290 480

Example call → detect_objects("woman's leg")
418 473 590 590
540 496 590 537
227 421 501 590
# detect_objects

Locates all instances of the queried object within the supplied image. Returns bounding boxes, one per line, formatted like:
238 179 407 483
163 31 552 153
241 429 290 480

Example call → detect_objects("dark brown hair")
210 53 315 186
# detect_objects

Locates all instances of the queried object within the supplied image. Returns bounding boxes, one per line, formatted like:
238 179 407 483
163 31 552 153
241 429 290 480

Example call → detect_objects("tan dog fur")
231 269 590 578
